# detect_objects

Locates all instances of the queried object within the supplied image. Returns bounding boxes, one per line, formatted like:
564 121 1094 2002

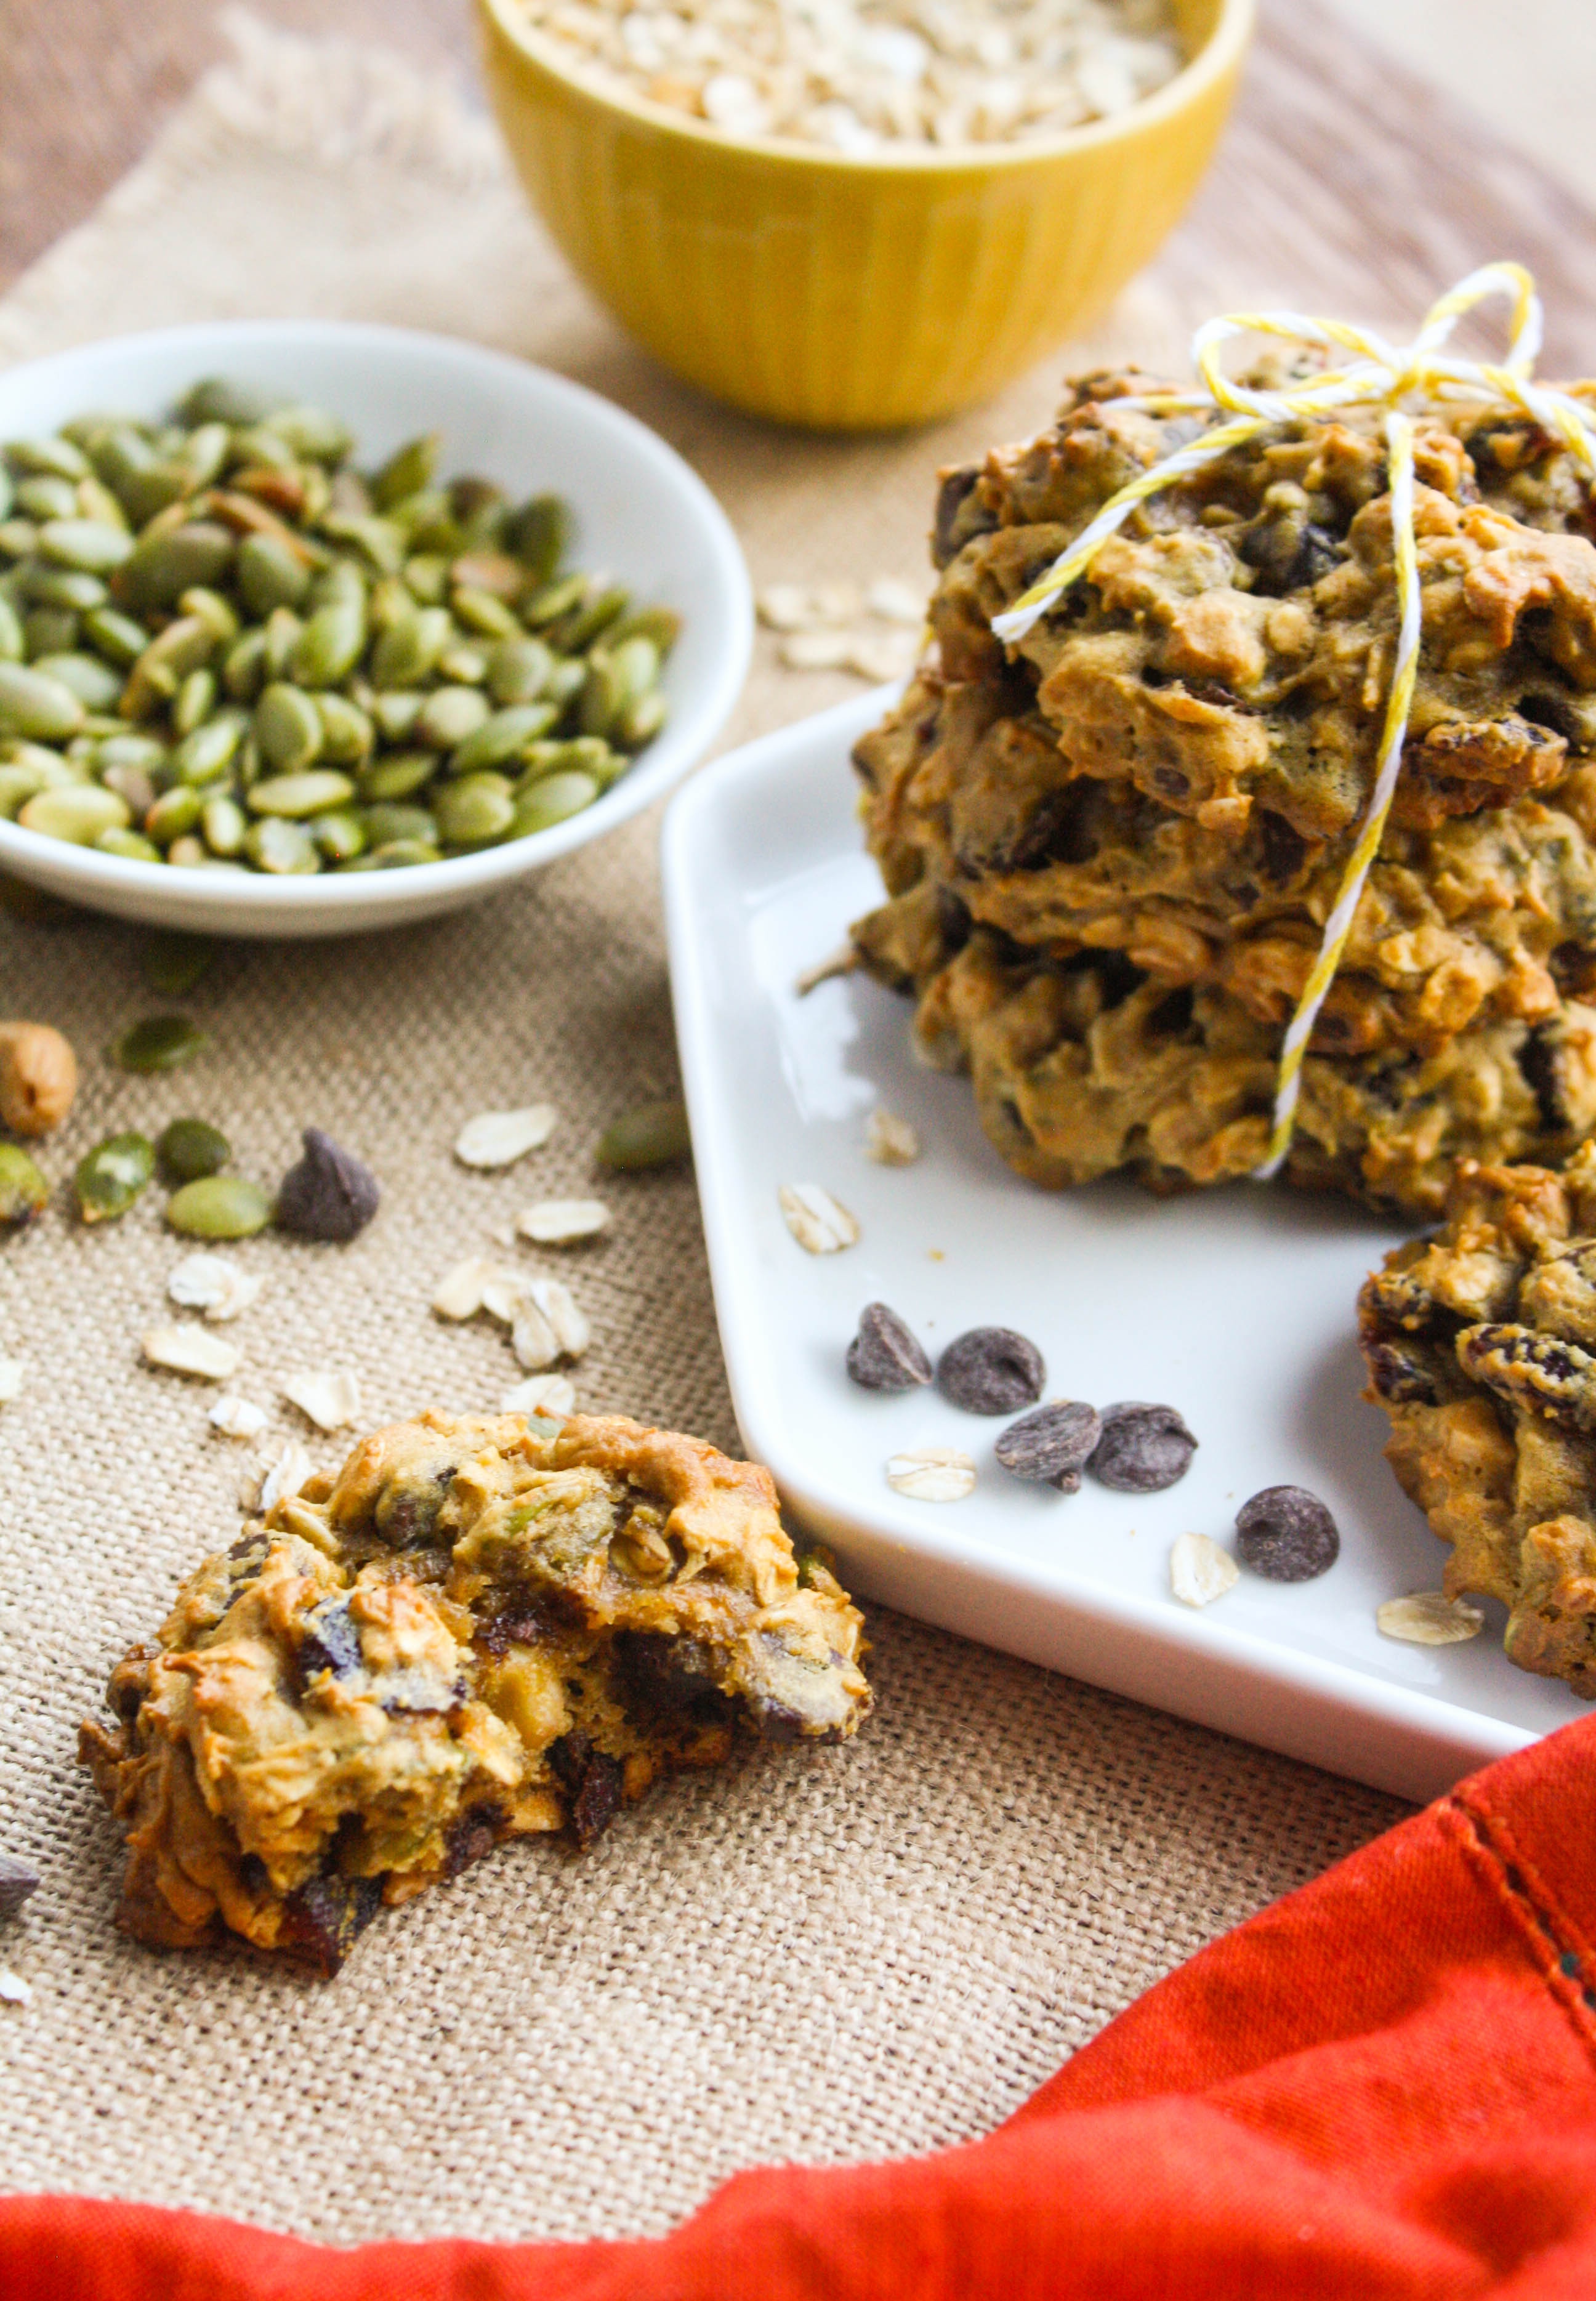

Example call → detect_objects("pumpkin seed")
311 692 373 764
95 826 162 861
264 404 353 464
360 800 435 847
145 785 205 845
8 434 89 482
485 635 555 706
615 687 668 749
165 1174 272 1239
370 606 451 688
357 749 435 802
451 585 519 639
74 1130 155 1222
254 682 322 773
0 1144 49 1229
414 684 490 750
0 663 84 742
172 666 217 735
433 772 514 846
37 518 133 573
235 531 311 616
158 1116 231 1181
503 494 569 583
0 597 21 662
510 768 599 836
16 474 79 522
595 1098 690 1170
289 594 366 686
18 783 129 844
116 522 235 615
82 605 149 667
243 816 319 873
22 607 78 659
20 564 110 610
29 651 121 711
113 1013 206 1073
172 708 246 785
371 432 440 510
448 701 558 775
179 586 240 645
364 837 440 867
201 794 248 855
248 770 356 820
310 808 366 863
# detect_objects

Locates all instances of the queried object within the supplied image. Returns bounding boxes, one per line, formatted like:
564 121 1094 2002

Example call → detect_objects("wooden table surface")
4 0 1596 376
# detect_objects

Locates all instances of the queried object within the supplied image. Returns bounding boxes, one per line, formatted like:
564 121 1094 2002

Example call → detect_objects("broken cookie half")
1358 1140 1596 1697
80 1410 871 1975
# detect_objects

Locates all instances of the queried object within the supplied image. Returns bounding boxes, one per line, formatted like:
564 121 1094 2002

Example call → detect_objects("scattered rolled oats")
482 1271 534 1324
864 1108 919 1165
0 1971 33 2007
517 1198 611 1244
142 1323 241 1382
209 1393 270 1441
512 1278 592 1369
758 582 829 631
794 945 858 997
0 1356 23 1405
780 629 854 672
847 631 920 683
780 1182 860 1254
432 1257 501 1320
281 1368 362 1432
167 1251 263 1323
864 578 925 625
519 0 1182 153
502 1372 578 1416
1376 1591 1486 1646
257 1439 315 1517
454 1105 558 1169
886 1446 977 1502
1169 1531 1239 1609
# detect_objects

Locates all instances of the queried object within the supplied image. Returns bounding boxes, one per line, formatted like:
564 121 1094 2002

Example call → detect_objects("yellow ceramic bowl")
477 0 1253 430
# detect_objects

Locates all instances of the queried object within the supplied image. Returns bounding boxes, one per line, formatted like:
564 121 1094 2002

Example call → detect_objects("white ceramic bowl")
0 321 752 938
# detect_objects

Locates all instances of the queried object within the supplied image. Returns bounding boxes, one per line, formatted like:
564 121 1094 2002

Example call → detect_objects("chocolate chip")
444 1803 506 1879
994 1400 1103 1491
549 1732 626 1849
1087 1402 1196 1492
0 1853 39 1918
937 1327 1046 1415
1235 1485 1339 1581
297 1596 362 1681
273 1126 379 1243
278 1870 385 1977
847 1302 933 1392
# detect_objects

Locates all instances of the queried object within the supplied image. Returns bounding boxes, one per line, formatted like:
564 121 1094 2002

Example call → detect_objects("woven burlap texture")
0 16 1405 2244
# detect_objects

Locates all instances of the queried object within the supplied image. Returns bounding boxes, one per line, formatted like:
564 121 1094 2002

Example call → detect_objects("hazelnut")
0 1020 78 1136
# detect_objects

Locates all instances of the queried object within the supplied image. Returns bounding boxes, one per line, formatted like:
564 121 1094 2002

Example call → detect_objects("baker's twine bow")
988 264 1596 1178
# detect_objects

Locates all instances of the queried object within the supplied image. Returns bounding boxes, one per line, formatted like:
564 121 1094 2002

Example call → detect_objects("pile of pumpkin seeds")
0 379 678 874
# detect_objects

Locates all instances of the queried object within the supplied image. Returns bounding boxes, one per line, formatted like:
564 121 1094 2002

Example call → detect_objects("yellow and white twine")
988 264 1596 1177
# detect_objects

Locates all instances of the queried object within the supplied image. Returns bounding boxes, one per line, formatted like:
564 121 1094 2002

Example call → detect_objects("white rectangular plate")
663 692 1581 1802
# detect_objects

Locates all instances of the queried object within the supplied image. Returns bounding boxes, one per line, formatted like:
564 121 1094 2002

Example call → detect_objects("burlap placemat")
0 16 1405 2243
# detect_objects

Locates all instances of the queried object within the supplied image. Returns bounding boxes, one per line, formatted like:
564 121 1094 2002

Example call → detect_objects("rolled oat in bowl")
517 0 1183 152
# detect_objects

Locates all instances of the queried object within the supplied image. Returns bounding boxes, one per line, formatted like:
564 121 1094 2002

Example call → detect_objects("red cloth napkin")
9 1713 1596 2300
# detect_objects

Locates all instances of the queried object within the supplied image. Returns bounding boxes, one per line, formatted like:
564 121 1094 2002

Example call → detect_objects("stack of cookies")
850 366 1596 1213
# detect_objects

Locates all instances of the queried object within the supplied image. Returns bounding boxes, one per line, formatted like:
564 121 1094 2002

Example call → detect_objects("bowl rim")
477 0 1256 174
0 317 754 922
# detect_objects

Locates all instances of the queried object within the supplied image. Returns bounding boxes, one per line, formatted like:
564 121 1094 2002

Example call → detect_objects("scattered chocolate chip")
937 1327 1046 1415
847 1302 933 1392
994 1399 1103 1491
0 1854 39 1918
1087 1402 1197 1493
273 1126 379 1243
1235 1486 1339 1581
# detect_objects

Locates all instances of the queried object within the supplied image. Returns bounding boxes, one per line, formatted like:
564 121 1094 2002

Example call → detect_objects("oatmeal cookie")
853 365 1596 1211
80 1411 871 1973
1358 1141 1596 1695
